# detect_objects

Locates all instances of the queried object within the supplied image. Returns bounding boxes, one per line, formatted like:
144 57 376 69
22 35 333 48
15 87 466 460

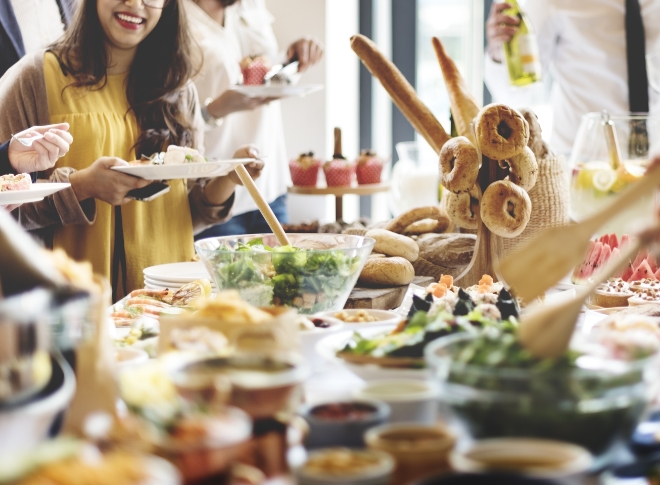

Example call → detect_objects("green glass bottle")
503 0 541 86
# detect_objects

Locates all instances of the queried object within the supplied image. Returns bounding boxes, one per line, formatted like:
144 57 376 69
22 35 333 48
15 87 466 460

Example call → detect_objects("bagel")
480 180 531 238
365 229 419 262
385 206 448 234
475 104 529 160
358 256 415 286
439 136 480 193
446 184 481 230
500 146 539 191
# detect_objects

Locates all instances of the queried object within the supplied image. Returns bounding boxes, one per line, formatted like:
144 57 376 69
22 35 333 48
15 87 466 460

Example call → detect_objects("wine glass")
569 112 660 235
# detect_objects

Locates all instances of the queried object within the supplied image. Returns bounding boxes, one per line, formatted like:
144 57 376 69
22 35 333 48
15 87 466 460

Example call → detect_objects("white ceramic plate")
0 183 70 205
143 262 210 282
110 159 253 181
315 309 405 330
315 326 429 381
144 275 216 288
231 84 324 98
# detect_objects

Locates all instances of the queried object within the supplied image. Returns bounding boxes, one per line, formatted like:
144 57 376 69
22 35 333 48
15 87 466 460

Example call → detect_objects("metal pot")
0 288 53 405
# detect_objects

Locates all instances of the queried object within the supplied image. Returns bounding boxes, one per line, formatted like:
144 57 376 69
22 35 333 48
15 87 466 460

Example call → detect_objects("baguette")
432 37 480 145
351 34 450 154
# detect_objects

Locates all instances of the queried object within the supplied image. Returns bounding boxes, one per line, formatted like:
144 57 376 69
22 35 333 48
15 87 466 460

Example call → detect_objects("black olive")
407 294 432 317
453 299 473 316
458 288 475 306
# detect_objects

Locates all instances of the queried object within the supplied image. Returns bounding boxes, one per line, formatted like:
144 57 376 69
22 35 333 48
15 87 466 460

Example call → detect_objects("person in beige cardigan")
0 52 233 234
0 0 263 298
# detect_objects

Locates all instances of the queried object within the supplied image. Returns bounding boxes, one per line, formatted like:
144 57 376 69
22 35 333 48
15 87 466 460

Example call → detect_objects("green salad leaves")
209 238 362 314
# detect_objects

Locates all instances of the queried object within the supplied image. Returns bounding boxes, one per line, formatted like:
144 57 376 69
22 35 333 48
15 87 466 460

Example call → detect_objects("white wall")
266 0 360 224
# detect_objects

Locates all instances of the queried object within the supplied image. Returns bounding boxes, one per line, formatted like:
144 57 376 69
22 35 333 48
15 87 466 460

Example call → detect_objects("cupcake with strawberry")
323 128 354 187
355 149 384 185
240 55 271 85
289 152 322 187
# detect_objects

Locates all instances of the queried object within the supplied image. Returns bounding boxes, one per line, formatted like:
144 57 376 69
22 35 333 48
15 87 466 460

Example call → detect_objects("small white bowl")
449 438 593 479
115 347 150 368
295 448 395 485
0 355 76 454
315 309 404 330
353 379 439 424
300 318 345 370
315 327 429 381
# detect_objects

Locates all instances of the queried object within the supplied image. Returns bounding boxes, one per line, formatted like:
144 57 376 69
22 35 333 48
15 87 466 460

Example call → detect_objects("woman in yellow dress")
0 0 263 299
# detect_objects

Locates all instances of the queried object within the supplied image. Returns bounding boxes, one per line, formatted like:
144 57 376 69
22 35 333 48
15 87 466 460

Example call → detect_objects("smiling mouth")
114 12 146 26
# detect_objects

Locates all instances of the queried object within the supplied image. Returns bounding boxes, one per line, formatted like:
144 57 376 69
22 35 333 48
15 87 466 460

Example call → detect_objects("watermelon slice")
595 244 612 276
647 253 658 273
621 234 631 248
599 234 609 245
628 260 657 282
622 260 635 282
655 267 660 280
611 247 624 278
609 233 619 250
632 250 649 271
572 241 603 284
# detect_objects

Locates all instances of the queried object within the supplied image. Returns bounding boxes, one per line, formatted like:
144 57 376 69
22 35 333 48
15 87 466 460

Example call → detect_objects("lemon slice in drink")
592 168 617 192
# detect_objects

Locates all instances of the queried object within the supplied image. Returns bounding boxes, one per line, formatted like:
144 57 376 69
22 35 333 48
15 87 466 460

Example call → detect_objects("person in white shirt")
484 0 660 157
186 0 323 238
0 0 76 77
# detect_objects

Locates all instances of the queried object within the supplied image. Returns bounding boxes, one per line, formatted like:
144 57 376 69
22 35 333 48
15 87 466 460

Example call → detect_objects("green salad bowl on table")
424 332 660 466
194 234 375 314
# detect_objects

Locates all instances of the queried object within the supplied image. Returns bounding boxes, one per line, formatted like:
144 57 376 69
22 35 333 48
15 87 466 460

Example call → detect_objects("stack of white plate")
143 262 216 290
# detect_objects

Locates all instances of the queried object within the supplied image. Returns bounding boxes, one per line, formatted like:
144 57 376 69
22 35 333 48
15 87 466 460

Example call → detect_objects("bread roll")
366 229 419 262
385 206 449 234
359 257 415 286
403 218 450 235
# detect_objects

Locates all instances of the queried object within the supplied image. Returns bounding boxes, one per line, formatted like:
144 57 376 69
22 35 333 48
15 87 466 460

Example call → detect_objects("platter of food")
231 84 323 98
0 182 70 205
110 146 254 181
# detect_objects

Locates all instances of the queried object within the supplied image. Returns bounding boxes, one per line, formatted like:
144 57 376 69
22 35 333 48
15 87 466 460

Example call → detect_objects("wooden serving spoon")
496 161 660 302
518 225 658 359
234 163 291 247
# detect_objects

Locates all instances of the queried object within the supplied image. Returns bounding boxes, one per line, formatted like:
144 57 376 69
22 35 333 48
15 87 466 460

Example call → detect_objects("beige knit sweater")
0 50 234 245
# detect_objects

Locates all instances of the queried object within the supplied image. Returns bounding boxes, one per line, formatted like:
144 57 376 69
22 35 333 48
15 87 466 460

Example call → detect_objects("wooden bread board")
345 276 435 310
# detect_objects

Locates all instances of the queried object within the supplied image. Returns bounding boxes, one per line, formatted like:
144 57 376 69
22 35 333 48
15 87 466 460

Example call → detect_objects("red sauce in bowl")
311 402 377 421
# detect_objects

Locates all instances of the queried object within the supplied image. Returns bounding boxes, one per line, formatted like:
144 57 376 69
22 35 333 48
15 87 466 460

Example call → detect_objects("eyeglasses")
143 0 170 8
121 0 171 9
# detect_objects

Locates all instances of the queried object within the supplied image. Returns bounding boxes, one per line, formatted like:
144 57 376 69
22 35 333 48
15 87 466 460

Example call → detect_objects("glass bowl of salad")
194 234 375 314
425 330 660 464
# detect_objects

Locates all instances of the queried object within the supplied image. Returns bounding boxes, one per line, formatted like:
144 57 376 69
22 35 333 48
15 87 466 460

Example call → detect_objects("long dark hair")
52 0 200 156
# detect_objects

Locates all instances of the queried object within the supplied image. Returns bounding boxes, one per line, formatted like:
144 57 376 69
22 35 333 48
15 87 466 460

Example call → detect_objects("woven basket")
501 153 570 255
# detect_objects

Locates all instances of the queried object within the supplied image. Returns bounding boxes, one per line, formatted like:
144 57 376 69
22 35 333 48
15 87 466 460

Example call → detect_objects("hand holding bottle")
486 2 520 63
487 0 541 86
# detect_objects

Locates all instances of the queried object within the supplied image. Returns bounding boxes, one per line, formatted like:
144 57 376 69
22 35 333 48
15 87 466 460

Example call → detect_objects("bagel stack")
432 36 538 239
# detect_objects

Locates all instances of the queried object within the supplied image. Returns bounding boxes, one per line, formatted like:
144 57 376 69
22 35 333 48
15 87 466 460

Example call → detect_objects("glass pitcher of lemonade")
570 113 660 235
